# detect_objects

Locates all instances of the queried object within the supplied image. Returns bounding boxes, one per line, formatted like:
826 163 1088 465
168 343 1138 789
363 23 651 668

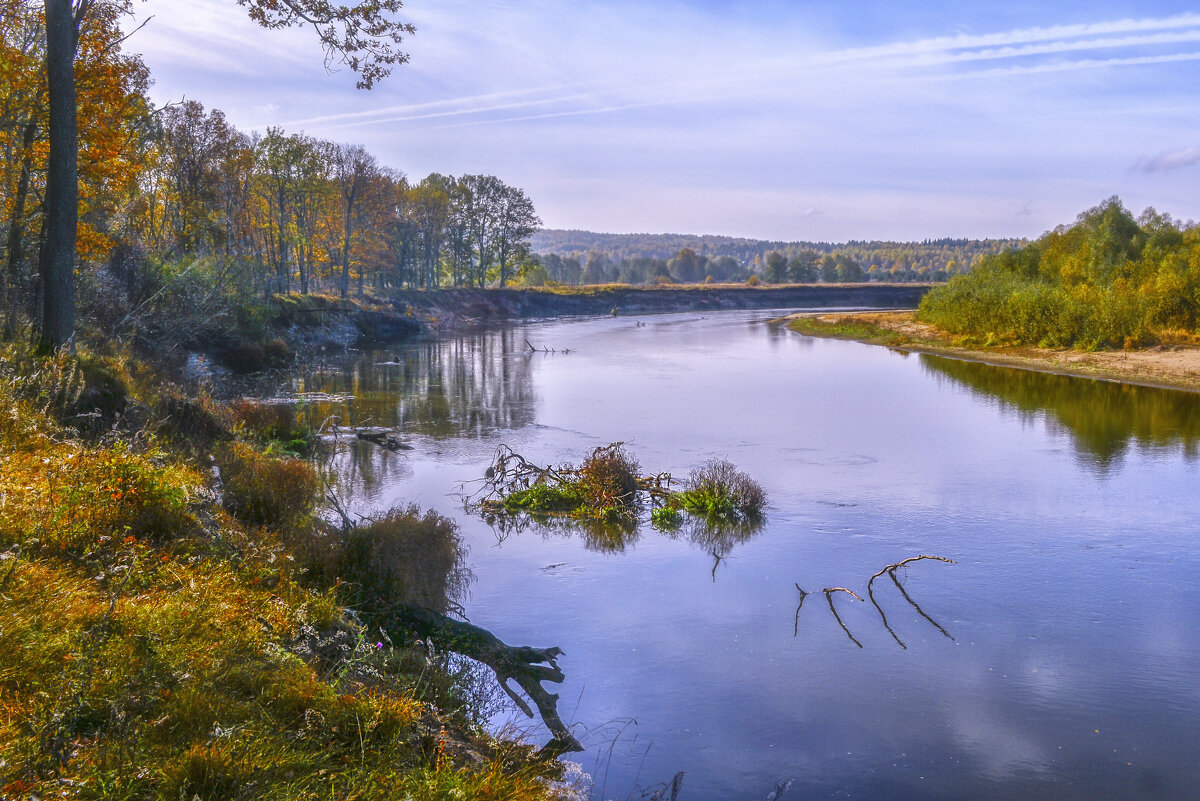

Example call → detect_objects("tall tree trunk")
339 210 352 298
39 0 80 350
4 121 37 337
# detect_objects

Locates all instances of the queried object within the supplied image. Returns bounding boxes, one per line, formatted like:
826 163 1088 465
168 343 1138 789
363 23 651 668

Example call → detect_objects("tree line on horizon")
0 0 539 342
529 229 1024 286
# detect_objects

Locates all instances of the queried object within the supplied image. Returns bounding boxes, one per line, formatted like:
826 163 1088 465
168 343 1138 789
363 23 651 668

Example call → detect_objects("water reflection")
920 354 1200 469
483 509 764 567
288 328 537 438
484 509 641 554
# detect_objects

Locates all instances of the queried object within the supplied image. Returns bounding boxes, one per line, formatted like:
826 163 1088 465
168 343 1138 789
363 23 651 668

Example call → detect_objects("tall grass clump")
230 397 316 455
301 505 471 616
673 458 767 523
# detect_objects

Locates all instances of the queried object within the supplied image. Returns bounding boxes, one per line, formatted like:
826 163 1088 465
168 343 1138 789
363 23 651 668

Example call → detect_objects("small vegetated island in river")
475 443 766 531
786 198 1200 392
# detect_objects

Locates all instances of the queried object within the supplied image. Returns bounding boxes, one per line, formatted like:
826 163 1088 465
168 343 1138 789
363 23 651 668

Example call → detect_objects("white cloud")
1134 145 1200 173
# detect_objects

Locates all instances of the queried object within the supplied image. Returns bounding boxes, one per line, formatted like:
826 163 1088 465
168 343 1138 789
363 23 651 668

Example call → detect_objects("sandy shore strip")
778 310 1200 394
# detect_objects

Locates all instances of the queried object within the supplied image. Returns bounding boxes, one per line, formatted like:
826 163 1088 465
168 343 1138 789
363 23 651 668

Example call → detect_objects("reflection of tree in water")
286 327 538 437
921 354 1200 470
317 440 414 509
663 517 764 581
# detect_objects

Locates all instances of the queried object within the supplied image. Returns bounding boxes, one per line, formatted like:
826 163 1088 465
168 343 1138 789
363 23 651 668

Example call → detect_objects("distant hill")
530 228 1025 278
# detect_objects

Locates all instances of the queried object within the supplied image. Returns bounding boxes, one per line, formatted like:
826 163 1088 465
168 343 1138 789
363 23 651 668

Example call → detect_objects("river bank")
186 285 934 384
380 284 934 329
781 310 1200 393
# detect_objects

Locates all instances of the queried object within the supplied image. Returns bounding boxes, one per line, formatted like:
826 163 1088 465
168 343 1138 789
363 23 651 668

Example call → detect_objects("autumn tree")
492 182 540 287
36 0 415 348
330 142 384 297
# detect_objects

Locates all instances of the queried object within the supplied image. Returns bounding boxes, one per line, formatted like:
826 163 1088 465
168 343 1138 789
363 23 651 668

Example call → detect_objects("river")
280 309 1200 801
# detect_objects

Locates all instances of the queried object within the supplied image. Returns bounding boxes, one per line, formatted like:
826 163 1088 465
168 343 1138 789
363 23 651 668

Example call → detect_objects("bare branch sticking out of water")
867 554 956 584
794 584 810 637
824 587 864 648
868 555 956 642
796 557 955 648
524 338 571 354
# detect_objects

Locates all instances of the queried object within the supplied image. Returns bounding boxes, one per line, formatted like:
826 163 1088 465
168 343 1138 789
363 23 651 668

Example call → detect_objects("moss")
503 483 585 514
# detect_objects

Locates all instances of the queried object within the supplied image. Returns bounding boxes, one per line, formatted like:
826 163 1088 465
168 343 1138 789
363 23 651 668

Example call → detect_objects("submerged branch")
867 554 956 642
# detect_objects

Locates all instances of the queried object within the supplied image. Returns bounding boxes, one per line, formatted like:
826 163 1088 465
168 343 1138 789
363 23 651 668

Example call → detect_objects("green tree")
669 247 703 283
763 251 787 283
788 250 819 282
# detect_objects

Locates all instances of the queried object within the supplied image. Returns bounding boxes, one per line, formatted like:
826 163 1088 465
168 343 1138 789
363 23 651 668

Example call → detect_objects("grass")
784 314 911 346
0 340 572 800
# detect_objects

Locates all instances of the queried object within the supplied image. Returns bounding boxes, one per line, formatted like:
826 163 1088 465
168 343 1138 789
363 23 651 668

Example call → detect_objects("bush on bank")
917 197 1200 349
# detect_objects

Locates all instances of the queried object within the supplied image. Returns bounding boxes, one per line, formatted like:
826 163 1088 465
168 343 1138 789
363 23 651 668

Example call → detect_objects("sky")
124 0 1200 242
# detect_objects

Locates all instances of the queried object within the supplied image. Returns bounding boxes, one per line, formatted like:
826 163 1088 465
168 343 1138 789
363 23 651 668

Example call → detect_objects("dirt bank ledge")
382 284 934 328
781 310 1200 394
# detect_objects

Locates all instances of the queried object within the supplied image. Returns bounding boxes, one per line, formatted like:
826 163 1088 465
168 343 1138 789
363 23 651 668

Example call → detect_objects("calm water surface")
285 310 1200 801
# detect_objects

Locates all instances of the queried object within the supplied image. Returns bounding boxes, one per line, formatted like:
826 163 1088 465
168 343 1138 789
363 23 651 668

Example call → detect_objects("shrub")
219 442 319 528
746 275 762 286
576 443 640 511
262 337 291 367
222 338 266 373
155 390 234 452
676 458 767 522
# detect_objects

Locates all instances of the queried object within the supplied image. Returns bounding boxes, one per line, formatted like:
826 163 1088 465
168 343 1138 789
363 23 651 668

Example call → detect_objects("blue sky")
126 1 1200 241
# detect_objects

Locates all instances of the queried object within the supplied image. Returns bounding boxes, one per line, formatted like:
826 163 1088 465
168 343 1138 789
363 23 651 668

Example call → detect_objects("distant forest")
529 229 1025 285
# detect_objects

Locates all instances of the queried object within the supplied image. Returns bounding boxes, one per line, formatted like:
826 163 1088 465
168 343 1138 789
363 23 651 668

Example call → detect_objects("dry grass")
218 441 320 528
0 342 570 800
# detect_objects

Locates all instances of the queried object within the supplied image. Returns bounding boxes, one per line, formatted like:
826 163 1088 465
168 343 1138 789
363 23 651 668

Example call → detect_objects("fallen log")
390 603 583 756
352 426 414 451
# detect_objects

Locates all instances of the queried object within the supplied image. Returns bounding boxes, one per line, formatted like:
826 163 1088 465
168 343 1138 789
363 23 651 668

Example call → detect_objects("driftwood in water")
352 426 414 451
390 603 583 756
471 443 675 508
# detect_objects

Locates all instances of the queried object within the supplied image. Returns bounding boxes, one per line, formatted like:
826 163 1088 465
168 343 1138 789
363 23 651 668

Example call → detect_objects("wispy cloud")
826 14 1200 65
1134 146 1200 173
124 1 1200 240
281 86 575 128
